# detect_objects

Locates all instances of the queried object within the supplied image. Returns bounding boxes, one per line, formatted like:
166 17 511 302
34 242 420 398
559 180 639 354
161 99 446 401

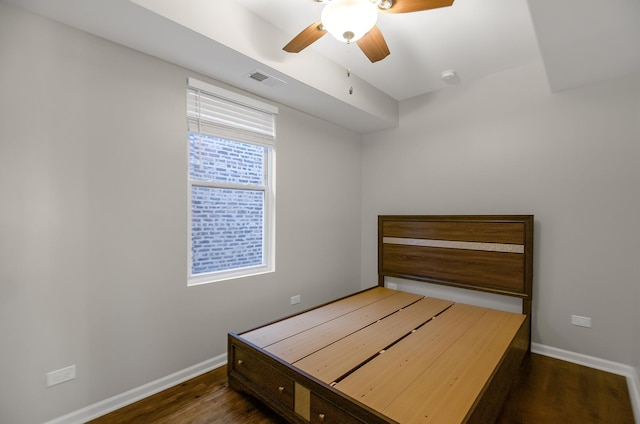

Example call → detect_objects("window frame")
186 78 277 286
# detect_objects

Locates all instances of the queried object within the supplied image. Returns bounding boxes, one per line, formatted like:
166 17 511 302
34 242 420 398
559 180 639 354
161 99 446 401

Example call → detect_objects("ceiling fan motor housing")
321 0 378 43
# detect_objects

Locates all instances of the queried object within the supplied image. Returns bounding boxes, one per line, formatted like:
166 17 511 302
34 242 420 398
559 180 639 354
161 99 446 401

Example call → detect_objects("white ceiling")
4 0 640 133
235 0 541 101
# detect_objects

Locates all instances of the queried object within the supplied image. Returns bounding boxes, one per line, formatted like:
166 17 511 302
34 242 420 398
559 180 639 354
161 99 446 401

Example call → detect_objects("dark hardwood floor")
495 354 634 424
88 353 634 424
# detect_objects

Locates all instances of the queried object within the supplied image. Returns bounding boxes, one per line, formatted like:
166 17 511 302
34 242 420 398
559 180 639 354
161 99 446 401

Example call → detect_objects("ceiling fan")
283 0 455 63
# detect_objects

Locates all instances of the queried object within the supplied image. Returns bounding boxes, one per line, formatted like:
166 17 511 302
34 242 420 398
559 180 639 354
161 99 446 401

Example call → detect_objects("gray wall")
0 4 362 423
361 62 640 369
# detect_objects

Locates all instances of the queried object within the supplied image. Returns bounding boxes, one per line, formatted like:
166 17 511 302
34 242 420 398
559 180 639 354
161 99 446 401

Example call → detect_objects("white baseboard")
532 343 640 423
44 353 227 424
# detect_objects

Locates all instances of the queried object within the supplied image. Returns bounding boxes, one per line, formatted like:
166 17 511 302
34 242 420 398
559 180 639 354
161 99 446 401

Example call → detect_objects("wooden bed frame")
228 215 534 423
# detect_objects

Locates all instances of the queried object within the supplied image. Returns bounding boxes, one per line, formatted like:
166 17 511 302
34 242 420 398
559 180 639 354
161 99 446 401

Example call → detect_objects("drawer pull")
318 413 325 421
237 359 243 366
278 386 285 394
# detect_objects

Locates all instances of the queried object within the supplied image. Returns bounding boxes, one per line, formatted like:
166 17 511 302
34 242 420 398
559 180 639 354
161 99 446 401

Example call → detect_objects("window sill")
188 265 274 286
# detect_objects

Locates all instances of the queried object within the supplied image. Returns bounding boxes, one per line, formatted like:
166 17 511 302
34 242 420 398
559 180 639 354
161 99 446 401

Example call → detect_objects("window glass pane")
191 185 264 275
189 132 265 185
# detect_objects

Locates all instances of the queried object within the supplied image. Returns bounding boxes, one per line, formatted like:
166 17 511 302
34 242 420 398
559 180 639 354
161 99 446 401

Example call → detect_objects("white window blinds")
187 77 278 147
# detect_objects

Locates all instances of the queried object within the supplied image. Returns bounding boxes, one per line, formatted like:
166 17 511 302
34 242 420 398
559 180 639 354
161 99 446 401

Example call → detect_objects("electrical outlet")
46 365 76 387
290 295 301 305
387 282 398 290
570 315 592 328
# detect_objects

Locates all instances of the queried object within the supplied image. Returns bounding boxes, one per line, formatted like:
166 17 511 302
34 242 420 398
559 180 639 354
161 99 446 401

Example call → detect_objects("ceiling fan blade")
381 0 454 13
283 21 327 53
357 26 390 63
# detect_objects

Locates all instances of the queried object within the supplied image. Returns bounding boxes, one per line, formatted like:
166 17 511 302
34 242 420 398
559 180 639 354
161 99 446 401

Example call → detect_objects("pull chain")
346 41 353 95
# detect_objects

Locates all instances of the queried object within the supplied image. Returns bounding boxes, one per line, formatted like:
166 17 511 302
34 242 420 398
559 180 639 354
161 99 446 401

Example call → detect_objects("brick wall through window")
189 133 266 274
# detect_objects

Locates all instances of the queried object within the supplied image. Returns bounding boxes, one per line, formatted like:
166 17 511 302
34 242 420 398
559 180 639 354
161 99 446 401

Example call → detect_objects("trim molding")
532 343 640 423
44 353 227 424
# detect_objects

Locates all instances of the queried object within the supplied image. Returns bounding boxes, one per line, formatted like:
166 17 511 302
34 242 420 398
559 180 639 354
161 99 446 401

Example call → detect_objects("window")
187 78 277 285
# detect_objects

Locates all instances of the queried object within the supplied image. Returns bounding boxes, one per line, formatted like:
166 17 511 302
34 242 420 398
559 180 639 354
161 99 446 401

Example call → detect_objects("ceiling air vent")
249 71 269 82
247 69 287 88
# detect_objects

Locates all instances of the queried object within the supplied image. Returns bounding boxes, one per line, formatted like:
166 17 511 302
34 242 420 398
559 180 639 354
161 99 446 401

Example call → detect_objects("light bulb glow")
321 0 378 43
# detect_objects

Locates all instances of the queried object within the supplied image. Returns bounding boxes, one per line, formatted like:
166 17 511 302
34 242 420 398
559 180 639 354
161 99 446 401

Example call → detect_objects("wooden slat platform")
382 309 525 423
264 290 423 363
231 290 527 423
335 303 490 411
294 297 454 384
241 287 398 348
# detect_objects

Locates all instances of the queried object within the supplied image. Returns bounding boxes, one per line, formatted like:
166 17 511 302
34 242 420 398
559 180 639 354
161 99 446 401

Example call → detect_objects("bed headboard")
378 215 533 316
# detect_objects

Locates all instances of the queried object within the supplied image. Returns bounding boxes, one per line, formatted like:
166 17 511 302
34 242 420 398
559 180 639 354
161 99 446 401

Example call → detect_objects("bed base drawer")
232 346 295 410
310 393 365 424
229 334 394 424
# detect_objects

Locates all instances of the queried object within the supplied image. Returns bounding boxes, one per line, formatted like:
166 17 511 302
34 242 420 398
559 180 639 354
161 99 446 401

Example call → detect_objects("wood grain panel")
382 309 526 423
293 297 453 384
335 303 490 411
241 287 397 348
378 215 534 316
294 383 311 421
265 291 423 363
466 316 529 424
381 244 526 294
382 220 524 244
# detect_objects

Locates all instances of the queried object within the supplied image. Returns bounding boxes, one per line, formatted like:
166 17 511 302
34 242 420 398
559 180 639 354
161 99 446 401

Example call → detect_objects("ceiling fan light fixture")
321 0 378 43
